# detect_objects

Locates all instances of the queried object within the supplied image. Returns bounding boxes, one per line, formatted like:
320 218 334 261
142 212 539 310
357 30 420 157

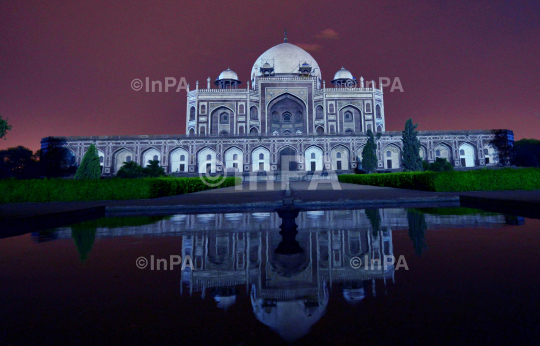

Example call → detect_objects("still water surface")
1 207 539 345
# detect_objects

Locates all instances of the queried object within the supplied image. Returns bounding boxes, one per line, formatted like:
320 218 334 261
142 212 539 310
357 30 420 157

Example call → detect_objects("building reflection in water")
42 207 522 341
181 206 395 342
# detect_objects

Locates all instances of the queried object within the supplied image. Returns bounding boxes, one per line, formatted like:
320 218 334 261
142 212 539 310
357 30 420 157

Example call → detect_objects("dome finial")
284 29 288 42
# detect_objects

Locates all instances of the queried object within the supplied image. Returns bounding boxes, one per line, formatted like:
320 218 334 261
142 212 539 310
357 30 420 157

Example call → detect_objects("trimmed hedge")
338 168 540 192
0 176 241 203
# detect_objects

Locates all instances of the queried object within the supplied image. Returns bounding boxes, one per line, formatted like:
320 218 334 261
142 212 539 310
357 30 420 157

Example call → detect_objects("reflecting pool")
1 207 539 345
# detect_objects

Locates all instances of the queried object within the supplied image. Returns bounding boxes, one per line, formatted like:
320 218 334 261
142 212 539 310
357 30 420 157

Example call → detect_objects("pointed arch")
331 145 350 171
459 142 476 167
305 145 324 171
224 146 244 172
433 142 453 163
170 147 189 173
113 148 134 173
141 147 161 167
252 146 270 172
197 147 217 173
382 143 401 169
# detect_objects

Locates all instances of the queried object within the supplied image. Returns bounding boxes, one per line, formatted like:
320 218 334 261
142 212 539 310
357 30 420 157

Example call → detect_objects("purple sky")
1 0 539 151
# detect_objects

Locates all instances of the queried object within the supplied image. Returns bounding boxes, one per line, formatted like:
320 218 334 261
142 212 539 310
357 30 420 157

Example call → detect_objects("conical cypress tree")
362 129 378 173
74 144 101 180
401 118 424 171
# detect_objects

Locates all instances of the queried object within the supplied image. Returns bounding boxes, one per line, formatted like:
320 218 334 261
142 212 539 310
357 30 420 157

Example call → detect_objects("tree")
489 129 515 166
407 210 428 256
0 116 12 140
116 161 146 178
0 146 39 179
401 118 424 172
40 137 77 177
74 144 102 180
424 157 454 172
365 208 381 237
361 129 378 173
143 160 166 177
71 227 97 261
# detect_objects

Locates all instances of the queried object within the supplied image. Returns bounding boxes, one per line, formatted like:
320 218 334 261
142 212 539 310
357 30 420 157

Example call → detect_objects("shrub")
0 176 241 203
116 161 146 178
425 158 454 172
339 168 540 192
143 160 166 177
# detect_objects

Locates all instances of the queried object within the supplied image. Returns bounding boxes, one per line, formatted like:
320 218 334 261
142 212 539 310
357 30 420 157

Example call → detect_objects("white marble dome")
217 68 239 81
333 67 353 80
251 43 322 85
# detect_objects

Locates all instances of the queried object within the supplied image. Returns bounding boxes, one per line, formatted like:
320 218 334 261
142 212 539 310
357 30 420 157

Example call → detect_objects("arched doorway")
459 143 476 167
267 94 306 135
279 147 297 172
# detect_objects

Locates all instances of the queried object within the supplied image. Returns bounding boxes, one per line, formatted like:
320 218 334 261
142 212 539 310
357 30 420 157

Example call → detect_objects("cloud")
295 43 323 52
315 29 339 40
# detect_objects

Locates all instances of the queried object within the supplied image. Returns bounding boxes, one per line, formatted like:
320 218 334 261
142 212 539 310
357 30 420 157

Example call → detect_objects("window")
296 111 302 121
190 107 195 120
250 127 258 134
153 155 158 161
126 156 132 162
200 127 206 135
259 153 264 160
233 154 238 160
367 124 372 131
329 103 335 113
272 111 279 121
283 112 291 122
460 149 465 155
201 104 206 114
311 153 316 159
239 126 244 134
376 104 382 119
220 112 229 123
283 130 292 135
239 104 244 114
316 127 324 134
316 105 323 119
99 156 104 163
484 148 489 155
366 103 372 113
220 130 229 135
344 111 352 122
386 151 391 158
250 107 258 120
180 155 185 161
189 128 195 135
345 129 353 134
337 152 342 159
435 150 441 157
377 125 383 133
206 154 212 160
